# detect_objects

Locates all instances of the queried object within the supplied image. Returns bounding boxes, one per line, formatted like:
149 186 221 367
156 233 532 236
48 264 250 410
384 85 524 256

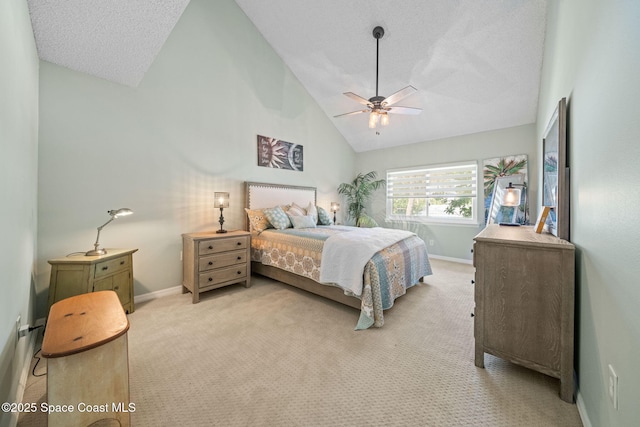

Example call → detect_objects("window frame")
385 161 480 225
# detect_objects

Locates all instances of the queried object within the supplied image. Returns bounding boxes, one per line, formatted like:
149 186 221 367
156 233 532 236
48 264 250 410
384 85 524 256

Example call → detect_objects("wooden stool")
42 291 131 427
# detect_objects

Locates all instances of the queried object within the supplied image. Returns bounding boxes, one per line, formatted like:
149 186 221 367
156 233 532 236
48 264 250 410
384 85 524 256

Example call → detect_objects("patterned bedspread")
250 226 432 329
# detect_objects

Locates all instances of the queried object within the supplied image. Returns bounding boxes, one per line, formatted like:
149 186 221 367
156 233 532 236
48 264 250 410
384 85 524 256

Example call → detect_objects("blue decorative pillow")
317 206 332 225
263 206 291 230
288 214 317 229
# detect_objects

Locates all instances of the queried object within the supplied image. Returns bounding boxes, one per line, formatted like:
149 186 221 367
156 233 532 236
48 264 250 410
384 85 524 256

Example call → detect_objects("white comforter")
319 227 415 296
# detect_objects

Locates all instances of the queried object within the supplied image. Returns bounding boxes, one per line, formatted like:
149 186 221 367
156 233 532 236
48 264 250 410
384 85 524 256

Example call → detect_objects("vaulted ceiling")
26 0 547 152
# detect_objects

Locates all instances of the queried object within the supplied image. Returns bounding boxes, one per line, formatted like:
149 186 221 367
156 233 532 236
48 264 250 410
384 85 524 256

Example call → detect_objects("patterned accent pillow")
317 206 332 225
287 202 307 216
288 214 317 229
306 202 318 224
244 208 272 233
263 205 291 230
357 213 379 228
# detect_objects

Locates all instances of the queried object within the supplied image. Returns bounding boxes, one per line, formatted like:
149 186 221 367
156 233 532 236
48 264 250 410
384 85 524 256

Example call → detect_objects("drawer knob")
237 242 242 246
237 256 242 260
208 245 213 250
471 312 475 317
208 277 213 282
471 280 475 285
102 266 108 271
120 261 125 265
114 286 119 291
237 271 241 274
208 261 213 265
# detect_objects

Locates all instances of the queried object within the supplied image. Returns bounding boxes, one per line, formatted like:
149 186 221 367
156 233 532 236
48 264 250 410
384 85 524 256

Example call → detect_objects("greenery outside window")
386 162 478 224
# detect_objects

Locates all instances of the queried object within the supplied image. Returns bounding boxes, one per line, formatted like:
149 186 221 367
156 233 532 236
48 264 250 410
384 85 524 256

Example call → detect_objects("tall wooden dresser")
473 225 575 402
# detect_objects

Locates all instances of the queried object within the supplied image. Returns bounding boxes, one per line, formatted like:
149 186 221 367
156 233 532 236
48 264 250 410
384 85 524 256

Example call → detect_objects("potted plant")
337 171 386 227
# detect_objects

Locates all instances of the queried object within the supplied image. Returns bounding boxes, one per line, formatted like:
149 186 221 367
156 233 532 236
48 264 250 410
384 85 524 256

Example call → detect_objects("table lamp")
85 208 133 256
330 202 340 224
502 182 528 225
215 192 229 233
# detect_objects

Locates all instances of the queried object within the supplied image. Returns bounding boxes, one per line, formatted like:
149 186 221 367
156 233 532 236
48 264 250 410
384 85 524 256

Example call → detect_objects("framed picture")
257 135 303 171
542 98 568 240
534 206 551 233
482 154 528 224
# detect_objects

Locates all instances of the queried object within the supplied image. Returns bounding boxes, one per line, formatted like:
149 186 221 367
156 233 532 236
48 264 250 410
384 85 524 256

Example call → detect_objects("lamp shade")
502 184 521 207
214 192 230 208
368 111 379 129
109 208 133 218
330 202 340 212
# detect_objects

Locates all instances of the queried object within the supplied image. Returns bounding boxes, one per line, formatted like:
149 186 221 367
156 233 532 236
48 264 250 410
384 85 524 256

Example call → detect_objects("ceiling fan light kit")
335 26 422 130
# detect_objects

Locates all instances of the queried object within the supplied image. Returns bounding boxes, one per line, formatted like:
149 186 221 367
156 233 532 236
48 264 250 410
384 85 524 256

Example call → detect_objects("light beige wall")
0 0 39 422
537 0 640 425
37 0 355 312
356 124 537 260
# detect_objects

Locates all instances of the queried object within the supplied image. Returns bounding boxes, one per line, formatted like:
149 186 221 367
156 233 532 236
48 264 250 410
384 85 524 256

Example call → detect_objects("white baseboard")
428 254 473 265
576 391 592 427
134 285 183 304
9 331 38 427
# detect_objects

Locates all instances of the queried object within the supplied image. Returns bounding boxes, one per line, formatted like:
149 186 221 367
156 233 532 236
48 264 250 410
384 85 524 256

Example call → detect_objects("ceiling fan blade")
343 92 374 107
386 106 422 115
334 109 369 118
381 86 417 107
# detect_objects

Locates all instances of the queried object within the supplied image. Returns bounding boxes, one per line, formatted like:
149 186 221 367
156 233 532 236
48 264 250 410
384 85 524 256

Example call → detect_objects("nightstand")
182 230 251 303
47 248 138 314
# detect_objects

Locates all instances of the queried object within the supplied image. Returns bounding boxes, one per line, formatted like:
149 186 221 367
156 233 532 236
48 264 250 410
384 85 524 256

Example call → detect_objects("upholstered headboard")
244 181 317 230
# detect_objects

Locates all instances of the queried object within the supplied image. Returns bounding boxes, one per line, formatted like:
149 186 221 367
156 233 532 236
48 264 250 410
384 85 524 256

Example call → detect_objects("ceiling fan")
334 26 422 129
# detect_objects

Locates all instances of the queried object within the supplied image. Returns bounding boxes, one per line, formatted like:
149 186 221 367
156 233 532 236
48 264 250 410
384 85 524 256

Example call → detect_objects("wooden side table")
48 248 138 313
42 291 131 427
182 230 251 303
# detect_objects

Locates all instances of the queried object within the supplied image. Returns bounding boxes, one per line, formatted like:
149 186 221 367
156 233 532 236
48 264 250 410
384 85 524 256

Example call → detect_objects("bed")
245 181 432 329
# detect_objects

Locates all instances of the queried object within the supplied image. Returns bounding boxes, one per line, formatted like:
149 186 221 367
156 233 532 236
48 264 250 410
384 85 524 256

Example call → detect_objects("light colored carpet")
19 259 582 426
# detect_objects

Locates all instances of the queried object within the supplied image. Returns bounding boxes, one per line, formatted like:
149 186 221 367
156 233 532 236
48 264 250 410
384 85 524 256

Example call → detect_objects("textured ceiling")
27 0 190 87
26 0 547 152
234 0 548 152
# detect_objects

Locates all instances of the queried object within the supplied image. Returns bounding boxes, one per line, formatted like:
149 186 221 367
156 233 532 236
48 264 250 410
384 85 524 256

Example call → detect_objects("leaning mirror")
542 97 568 239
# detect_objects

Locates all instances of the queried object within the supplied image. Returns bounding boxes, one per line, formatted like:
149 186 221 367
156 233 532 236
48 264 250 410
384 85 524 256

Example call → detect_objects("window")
386 162 478 224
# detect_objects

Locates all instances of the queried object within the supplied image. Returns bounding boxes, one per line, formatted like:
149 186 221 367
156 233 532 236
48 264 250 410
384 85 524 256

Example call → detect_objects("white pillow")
288 202 307 216
306 202 318 224
288 214 317 229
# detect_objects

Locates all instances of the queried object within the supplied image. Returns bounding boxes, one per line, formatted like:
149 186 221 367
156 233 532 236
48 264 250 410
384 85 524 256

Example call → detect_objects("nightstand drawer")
199 250 247 272
198 264 247 288
94 255 130 278
199 236 249 255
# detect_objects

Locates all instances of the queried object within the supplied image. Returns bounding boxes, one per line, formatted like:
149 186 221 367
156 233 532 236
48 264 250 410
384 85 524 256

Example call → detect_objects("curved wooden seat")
43 290 129 358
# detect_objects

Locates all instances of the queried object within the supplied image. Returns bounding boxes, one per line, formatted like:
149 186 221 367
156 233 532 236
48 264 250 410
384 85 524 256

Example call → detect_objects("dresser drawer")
199 236 249 255
94 255 130 278
199 250 247 272
198 264 247 289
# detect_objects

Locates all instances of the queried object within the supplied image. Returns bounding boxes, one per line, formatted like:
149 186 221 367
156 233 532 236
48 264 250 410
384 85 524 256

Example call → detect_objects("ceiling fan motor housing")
369 95 386 107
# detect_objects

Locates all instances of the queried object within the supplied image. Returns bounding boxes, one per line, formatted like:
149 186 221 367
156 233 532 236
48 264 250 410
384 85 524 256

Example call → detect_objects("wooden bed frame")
245 181 361 309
